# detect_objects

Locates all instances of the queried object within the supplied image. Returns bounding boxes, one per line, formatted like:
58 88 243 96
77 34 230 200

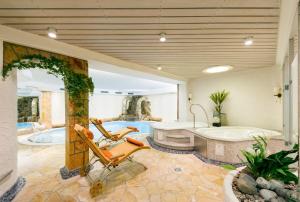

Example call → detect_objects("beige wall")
148 93 177 122
188 67 282 131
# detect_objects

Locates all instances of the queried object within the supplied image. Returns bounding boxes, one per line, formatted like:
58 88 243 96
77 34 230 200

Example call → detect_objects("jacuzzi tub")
194 126 282 142
151 121 208 130
191 126 285 164
151 121 207 151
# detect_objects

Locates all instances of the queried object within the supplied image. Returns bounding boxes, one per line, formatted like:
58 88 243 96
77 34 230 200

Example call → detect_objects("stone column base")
59 166 80 180
0 177 26 202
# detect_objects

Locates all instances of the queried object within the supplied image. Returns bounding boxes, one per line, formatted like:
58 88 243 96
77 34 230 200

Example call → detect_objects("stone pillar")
63 58 89 177
40 91 52 128
0 40 24 199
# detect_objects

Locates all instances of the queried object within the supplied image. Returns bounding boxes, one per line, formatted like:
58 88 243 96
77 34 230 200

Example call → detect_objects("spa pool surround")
151 122 208 151
192 127 284 164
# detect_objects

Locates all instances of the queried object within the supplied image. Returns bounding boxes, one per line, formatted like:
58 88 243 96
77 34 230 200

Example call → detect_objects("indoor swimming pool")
25 121 152 144
17 122 33 130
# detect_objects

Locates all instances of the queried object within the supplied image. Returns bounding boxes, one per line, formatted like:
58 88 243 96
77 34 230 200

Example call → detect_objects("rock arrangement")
233 172 298 202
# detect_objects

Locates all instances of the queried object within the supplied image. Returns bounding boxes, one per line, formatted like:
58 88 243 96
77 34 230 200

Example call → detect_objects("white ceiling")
0 0 280 78
17 68 177 95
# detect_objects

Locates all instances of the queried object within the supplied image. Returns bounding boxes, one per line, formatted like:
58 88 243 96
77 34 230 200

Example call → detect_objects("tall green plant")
241 136 299 183
209 90 229 114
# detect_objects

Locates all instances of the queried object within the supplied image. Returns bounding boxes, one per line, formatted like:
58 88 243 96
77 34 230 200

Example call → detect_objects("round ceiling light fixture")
203 65 233 74
157 65 162 70
244 36 253 46
47 27 57 39
159 33 166 42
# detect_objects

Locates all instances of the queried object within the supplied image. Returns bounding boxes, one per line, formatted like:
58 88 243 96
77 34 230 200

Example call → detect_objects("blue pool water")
28 121 151 144
17 122 33 129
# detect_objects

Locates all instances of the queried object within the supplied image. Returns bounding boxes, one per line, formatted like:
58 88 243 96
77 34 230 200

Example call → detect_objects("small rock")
286 190 298 201
237 173 258 194
259 189 277 201
256 177 271 189
270 197 286 202
274 187 289 197
270 179 285 190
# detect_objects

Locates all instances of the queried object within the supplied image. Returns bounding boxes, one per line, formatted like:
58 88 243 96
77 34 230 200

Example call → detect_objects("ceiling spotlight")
159 33 166 42
244 36 253 46
203 65 233 74
157 66 162 70
47 27 57 39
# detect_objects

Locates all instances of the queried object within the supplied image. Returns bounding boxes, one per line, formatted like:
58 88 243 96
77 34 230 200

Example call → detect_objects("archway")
2 42 93 179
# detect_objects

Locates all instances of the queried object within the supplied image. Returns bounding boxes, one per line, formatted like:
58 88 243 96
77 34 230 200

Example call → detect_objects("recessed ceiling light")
203 65 233 74
47 27 57 39
159 33 166 42
157 66 162 70
244 36 253 46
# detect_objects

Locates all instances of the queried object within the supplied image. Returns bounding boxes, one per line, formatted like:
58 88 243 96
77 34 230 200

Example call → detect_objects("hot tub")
194 126 282 141
191 126 285 164
151 121 208 150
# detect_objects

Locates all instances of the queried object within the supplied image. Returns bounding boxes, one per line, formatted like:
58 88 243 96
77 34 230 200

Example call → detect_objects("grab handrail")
189 104 210 128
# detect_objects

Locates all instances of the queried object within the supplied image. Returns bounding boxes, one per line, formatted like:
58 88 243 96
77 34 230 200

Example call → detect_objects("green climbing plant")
2 54 94 117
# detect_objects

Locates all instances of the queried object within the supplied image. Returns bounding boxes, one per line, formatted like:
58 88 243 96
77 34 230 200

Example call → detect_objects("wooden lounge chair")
74 124 150 196
90 118 139 143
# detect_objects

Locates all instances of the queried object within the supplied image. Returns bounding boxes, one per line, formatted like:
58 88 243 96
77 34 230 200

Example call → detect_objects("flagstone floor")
14 137 228 202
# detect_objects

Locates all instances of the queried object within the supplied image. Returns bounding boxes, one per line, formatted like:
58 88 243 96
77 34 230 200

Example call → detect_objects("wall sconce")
188 93 192 103
273 87 282 98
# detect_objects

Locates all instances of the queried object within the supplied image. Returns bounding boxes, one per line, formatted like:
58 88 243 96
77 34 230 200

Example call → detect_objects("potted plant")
224 137 299 202
209 90 229 127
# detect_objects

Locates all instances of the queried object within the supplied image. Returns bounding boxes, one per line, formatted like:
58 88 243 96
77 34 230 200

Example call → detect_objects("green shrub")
241 136 299 184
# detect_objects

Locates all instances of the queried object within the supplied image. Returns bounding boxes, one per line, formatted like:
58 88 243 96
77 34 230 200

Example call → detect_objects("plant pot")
220 113 227 126
212 122 221 127
224 170 239 202
212 112 227 127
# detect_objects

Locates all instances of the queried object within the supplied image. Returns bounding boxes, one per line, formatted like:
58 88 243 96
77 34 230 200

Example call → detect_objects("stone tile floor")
14 137 228 202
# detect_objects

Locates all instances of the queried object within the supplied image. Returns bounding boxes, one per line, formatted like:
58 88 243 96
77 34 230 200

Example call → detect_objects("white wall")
291 55 298 143
89 94 125 118
148 93 177 122
188 67 282 131
0 41 18 196
50 92 177 123
51 92 65 126
178 83 188 121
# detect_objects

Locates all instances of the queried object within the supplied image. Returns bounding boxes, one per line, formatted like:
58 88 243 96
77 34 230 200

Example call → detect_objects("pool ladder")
189 104 210 128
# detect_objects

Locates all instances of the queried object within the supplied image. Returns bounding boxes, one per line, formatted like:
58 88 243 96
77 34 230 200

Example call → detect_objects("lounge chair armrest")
99 144 111 149
110 153 125 160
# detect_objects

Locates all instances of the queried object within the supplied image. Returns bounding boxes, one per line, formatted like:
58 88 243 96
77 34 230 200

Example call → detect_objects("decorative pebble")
259 189 277 201
269 179 284 190
256 177 271 189
237 173 258 194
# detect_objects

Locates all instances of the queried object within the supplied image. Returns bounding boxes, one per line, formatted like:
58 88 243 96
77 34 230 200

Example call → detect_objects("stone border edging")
224 170 239 202
0 177 26 202
59 166 80 180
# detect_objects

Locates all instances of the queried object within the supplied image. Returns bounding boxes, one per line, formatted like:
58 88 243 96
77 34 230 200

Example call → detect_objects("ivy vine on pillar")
2 54 94 118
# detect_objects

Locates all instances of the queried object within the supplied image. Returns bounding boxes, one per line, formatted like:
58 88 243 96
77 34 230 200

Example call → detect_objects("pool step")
165 134 188 139
154 140 194 151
